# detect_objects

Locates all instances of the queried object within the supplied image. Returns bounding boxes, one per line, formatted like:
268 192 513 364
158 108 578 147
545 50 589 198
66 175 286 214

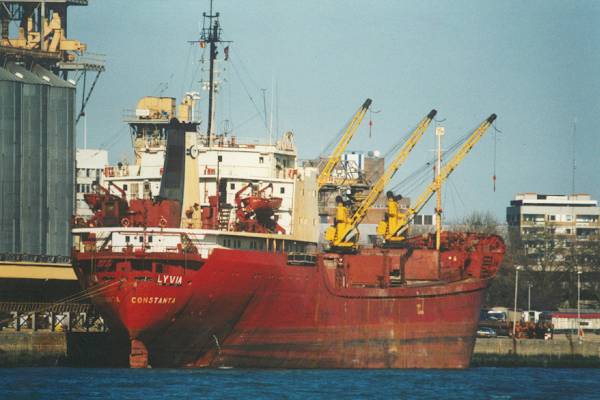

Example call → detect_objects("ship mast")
200 1 230 146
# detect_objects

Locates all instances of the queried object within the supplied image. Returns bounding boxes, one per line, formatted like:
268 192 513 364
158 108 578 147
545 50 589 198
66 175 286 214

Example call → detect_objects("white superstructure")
76 148 108 217
83 96 318 241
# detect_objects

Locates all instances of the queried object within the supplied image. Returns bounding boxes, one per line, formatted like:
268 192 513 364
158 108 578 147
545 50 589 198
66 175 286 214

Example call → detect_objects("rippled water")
0 367 596 399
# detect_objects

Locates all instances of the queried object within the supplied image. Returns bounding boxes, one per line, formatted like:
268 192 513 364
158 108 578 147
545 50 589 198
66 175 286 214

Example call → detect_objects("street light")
577 268 582 343
513 266 522 338
528 283 533 318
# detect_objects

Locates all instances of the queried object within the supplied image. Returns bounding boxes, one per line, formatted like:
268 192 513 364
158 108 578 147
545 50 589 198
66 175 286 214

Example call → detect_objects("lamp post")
577 268 582 343
528 283 533 319
513 266 521 338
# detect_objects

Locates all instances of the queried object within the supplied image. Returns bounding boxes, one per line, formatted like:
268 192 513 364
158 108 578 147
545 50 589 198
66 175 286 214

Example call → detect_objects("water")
0 368 596 399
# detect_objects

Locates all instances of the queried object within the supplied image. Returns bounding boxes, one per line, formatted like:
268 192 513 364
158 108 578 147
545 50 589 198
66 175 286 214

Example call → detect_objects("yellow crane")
377 113 497 245
325 109 438 251
317 99 372 189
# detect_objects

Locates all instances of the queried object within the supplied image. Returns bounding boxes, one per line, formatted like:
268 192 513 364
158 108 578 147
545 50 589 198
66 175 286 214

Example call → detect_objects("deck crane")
317 99 372 190
324 109 438 251
377 113 497 245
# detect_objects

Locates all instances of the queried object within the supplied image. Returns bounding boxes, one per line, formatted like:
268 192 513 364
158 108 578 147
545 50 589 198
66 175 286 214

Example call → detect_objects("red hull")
73 232 504 369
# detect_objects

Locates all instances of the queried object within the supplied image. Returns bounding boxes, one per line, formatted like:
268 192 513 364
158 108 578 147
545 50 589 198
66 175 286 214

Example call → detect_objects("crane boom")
385 113 497 241
325 109 437 250
317 98 372 189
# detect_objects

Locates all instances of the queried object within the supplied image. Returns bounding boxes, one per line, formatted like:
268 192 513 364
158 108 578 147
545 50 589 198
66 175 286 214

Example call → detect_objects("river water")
0 367 596 399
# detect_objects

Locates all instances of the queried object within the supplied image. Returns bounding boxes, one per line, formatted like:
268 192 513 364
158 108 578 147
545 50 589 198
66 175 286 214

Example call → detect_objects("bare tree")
452 211 501 235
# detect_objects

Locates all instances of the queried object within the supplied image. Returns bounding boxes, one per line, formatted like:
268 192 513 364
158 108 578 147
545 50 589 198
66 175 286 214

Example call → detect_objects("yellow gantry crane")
377 113 497 245
317 99 372 190
325 109 438 251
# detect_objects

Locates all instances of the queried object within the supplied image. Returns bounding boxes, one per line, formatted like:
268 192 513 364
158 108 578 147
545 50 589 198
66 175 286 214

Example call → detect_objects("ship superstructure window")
218 155 223 162
125 236 130 243
259 156 264 164
132 260 152 271
280 187 285 194
230 183 235 190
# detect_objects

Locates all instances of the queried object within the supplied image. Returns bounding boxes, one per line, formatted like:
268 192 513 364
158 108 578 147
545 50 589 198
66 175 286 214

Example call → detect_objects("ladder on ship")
218 207 232 230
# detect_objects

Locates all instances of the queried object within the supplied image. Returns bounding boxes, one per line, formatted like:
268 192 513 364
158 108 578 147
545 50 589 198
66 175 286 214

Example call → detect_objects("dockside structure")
0 62 75 257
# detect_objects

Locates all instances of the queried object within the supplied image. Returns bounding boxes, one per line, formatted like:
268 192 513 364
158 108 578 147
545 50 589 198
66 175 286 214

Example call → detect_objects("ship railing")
287 252 317 266
0 253 71 264
78 230 213 256
102 164 139 178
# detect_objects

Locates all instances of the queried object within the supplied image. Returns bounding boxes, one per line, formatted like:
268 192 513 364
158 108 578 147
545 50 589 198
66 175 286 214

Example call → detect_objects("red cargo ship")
72 7 505 369
73 227 503 368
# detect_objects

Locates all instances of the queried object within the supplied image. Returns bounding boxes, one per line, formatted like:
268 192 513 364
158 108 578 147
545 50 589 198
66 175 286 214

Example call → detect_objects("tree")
489 224 600 311
453 211 501 235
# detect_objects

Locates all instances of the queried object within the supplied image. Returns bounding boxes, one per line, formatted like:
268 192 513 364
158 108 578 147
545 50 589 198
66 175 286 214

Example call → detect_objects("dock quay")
473 336 600 367
3 331 600 367
0 331 129 367
0 301 129 367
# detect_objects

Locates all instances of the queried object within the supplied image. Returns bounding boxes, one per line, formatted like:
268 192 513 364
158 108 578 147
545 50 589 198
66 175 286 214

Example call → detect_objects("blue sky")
69 0 600 221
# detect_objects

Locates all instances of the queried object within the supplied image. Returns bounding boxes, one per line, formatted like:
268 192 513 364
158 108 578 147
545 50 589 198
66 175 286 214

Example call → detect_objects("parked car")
477 327 497 338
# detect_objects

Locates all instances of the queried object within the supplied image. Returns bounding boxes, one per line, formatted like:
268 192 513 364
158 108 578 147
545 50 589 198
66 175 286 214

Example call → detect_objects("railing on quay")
0 302 106 333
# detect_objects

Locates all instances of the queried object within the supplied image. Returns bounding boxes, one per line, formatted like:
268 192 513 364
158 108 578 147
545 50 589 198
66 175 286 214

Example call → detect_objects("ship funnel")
159 119 201 227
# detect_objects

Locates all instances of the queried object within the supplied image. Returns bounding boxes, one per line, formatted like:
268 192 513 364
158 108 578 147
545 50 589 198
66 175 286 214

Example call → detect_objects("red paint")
234 182 285 234
73 232 505 369
553 313 600 319
77 183 181 229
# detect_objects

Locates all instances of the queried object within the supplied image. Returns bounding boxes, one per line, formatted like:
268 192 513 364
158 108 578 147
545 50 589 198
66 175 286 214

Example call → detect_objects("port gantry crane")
325 109 438 252
377 113 497 246
317 99 372 190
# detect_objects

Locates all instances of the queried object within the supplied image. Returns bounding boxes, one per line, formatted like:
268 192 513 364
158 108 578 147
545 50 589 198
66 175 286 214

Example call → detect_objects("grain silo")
0 0 101 259
0 66 20 253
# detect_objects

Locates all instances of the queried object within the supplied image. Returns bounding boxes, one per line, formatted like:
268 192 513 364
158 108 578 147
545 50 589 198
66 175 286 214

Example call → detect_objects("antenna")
269 77 275 142
261 88 269 144
191 0 232 146
572 117 577 196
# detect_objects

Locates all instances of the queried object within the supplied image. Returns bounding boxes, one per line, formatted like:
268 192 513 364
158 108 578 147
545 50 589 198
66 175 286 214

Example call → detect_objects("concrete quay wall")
473 337 600 367
3 332 600 368
0 332 67 367
0 331 129 367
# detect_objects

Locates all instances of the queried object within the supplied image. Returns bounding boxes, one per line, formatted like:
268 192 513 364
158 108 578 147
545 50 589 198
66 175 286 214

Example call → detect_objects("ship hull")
75 238 501 369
